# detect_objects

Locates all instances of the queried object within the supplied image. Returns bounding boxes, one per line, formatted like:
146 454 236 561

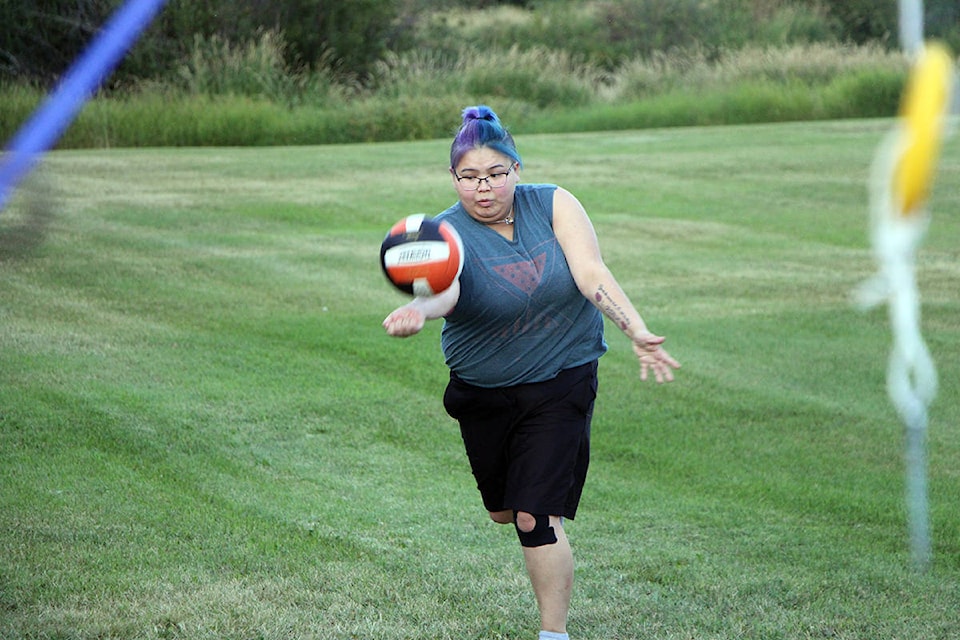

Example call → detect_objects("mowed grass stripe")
1 119 958 639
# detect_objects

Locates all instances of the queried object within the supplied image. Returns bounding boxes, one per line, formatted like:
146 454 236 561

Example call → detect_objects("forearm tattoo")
594 284 630 331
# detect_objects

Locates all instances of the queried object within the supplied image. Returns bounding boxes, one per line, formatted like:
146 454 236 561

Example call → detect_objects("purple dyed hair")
449 105 523 170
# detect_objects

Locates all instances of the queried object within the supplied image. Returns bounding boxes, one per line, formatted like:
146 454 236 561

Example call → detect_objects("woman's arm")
552 187 680 382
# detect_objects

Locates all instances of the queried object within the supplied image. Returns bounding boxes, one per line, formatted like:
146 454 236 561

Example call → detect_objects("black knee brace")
513 512 558 548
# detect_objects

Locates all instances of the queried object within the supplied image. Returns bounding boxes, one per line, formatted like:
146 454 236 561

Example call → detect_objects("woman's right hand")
383 306 427 337
381 279 460 338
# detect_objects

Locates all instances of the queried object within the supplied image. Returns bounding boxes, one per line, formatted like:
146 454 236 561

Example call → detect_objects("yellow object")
894 42 954 217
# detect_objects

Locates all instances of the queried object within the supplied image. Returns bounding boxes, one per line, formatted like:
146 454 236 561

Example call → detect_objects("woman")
383 105 679 640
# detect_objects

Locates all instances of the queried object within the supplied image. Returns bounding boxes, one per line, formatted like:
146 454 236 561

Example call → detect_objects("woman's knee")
514 510 537 532
489 509 513 525
513 511 559 547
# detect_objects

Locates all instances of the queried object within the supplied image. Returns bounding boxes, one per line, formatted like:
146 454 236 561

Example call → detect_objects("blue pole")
0 0 169 211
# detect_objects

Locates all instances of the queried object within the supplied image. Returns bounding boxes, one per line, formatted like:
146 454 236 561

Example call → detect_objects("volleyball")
380 214 464 296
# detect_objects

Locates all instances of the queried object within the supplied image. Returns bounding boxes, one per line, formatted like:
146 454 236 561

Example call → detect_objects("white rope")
854 13 953 569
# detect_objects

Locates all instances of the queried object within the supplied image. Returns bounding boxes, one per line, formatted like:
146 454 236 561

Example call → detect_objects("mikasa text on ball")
380 214 464 296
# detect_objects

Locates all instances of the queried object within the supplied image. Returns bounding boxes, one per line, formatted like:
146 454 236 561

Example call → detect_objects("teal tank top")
436 184 607 388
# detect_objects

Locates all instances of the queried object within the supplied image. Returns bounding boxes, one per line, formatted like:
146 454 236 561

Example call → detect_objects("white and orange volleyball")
380 214 464 296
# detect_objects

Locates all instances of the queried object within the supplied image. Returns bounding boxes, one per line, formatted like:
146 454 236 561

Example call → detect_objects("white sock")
539 632 569 640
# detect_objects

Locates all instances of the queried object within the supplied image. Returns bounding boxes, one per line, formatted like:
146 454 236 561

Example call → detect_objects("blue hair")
449 105 523 170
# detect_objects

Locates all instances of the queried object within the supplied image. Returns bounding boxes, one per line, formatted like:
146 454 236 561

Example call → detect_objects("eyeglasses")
454 165 514 190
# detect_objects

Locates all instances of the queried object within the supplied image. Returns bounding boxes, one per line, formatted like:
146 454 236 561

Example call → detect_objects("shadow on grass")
0 176 55 261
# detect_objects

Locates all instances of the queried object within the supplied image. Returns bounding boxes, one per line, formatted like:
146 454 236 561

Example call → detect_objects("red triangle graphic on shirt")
492 253 546 295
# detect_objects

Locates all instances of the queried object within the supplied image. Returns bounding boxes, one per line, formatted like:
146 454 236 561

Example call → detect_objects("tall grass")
609 42 906 99
175 30 303 104
1 36 912 148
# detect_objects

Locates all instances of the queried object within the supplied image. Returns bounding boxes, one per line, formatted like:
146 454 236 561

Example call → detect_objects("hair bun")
450 104 521 170
461 105 500 125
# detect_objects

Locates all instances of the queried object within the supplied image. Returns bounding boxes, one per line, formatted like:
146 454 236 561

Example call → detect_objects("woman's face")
451 147 519 225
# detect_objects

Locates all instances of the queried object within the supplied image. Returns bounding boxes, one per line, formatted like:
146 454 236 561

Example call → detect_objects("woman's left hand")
631 333 681 383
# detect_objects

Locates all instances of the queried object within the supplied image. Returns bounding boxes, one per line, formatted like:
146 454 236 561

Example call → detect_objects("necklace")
484 214 514 225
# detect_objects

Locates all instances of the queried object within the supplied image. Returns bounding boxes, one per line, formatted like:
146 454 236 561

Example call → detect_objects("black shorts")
442 360 598 520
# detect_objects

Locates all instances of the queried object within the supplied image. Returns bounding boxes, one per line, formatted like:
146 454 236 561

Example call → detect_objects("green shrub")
403 0 839 70
0 83 43 140
819 68 906 119
819 0 897 45
410 6 537 59
752 3 838 45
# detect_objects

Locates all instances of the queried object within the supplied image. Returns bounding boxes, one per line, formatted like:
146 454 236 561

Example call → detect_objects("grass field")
1 119 959 639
